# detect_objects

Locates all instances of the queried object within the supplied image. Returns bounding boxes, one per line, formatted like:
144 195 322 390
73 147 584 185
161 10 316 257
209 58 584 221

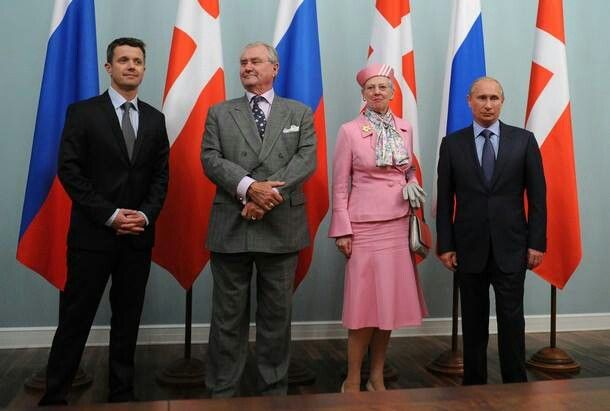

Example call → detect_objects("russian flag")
432 0 486 213
273 0 329 289
16 0 99 290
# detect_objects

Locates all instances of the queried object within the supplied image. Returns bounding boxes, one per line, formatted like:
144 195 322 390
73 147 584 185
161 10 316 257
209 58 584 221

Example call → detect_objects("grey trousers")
205 251 298 397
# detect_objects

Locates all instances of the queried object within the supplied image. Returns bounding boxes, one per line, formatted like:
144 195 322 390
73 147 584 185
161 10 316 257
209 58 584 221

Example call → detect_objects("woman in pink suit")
329 64 427 392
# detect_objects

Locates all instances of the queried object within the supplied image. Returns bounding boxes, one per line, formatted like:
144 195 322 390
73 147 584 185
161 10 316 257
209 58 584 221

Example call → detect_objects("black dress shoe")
108 393 137 403
38 397 68 406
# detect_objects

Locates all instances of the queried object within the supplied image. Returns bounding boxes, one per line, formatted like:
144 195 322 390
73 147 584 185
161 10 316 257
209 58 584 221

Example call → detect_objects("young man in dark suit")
39 37 169 405
436 77 546 385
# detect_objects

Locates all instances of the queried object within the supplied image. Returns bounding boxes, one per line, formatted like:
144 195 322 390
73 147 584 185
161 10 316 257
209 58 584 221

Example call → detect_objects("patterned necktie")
121 102 136 160
480 129 495 185
251 95 267 139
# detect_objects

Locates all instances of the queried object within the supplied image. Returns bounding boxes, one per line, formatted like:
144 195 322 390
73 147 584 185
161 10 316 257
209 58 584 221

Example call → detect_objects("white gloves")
403 182 426 208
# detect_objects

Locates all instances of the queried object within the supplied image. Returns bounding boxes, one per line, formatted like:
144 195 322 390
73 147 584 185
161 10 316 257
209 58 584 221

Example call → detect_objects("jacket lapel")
258 97 288 162
100 91 131 163
458 125 488 189
358 113 412 153
489 121 512 189
230 96 262 153
356 115 375 149
131 100 146 163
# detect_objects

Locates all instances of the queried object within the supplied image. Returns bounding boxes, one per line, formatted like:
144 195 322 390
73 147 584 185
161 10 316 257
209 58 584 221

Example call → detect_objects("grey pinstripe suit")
201 94 316 396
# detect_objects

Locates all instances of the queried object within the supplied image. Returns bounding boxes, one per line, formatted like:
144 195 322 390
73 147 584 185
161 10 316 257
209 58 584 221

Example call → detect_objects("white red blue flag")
432 0 486 214
273 0 329 288
17 0 98 290
152 0 226 289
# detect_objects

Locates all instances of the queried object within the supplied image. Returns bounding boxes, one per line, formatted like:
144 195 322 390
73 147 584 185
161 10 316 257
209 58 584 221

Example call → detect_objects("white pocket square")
282 125 300 133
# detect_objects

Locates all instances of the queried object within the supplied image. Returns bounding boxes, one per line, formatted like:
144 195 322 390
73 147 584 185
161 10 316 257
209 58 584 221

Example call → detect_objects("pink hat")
356 63 395 87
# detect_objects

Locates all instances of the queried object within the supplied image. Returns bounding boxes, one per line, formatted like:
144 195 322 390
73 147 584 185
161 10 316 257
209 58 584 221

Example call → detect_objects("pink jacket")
328 113 417 238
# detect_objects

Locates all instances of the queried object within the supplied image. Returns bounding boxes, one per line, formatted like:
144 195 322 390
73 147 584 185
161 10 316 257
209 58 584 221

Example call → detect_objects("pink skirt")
342 216 428 330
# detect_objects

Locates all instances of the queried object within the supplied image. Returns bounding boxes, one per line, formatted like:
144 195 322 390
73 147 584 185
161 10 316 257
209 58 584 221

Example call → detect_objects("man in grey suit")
201 41 316 397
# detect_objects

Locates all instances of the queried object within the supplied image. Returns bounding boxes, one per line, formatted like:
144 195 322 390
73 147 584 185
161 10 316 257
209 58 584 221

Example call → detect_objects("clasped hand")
241 201 265 221
403 182 426 208
247 180 285 211
112 209 146 235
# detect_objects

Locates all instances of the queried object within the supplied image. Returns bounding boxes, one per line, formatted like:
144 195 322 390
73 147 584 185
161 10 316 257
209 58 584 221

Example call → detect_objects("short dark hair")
106 37 146 63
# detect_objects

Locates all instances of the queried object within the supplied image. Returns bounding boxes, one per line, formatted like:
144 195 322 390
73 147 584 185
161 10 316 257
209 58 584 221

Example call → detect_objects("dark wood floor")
2 330 610 409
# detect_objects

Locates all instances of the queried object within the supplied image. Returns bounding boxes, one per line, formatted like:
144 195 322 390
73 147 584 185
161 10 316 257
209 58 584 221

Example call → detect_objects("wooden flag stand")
426 275 464 375
156 288 206 386
527 285 580 373
24 366 92 391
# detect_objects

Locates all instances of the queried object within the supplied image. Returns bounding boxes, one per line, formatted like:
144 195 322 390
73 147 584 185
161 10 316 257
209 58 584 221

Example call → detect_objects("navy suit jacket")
436 121 546 273
58 91 169 250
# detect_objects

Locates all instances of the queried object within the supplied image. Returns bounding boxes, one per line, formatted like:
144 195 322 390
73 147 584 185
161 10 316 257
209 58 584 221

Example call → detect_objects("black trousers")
457 254 527 385
39 242 151 405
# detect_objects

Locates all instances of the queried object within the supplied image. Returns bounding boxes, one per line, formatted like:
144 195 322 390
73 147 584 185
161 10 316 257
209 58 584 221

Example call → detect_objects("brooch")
361 124 372 133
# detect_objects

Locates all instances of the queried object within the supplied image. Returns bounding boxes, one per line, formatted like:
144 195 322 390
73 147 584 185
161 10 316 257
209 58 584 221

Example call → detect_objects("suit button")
241 151 247 157
278 153 284 158
388 182 394 187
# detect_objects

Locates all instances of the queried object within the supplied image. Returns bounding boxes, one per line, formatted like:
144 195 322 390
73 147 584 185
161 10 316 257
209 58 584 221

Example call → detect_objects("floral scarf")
363 108 409 167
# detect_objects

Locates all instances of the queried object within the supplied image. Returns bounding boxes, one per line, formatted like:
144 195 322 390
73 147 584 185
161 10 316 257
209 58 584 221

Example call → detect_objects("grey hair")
468 76 504 97
361 75 394 92
242 41 279 65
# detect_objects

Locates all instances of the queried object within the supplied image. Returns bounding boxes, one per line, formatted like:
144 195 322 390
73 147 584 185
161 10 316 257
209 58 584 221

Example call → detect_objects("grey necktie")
251 95 267 139
480 129 495 185
121 102 136 160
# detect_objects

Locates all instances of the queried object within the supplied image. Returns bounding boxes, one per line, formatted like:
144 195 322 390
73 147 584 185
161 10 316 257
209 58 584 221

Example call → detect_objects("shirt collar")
108 86 139 111
473 120 500 137
245 88 275 105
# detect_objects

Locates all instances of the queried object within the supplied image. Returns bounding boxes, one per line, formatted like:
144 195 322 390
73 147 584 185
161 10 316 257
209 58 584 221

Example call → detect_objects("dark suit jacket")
201 95 316 253
58 91 169 251
436 121 546 273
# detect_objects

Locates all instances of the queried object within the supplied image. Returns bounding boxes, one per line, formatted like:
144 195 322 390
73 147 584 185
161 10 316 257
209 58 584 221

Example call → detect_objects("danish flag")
368 0 422 186
526 0 581 289
152 0 226 289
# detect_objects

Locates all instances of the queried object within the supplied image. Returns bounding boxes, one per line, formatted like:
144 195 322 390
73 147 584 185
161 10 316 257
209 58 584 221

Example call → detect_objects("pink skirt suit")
329 114 427 330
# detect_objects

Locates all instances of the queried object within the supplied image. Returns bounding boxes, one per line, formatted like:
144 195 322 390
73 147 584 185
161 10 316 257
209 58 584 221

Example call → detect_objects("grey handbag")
409 211 431 258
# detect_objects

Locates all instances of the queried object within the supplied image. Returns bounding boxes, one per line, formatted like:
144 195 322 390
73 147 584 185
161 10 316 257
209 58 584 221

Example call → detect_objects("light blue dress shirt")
473 120 500 165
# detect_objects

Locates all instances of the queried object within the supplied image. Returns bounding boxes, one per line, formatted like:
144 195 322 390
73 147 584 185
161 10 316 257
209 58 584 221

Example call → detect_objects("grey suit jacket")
201 95 317 253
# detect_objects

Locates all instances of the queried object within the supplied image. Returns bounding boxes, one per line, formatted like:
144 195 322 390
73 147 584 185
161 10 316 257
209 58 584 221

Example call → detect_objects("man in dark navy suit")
436 77 546 385
39 37 169 405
